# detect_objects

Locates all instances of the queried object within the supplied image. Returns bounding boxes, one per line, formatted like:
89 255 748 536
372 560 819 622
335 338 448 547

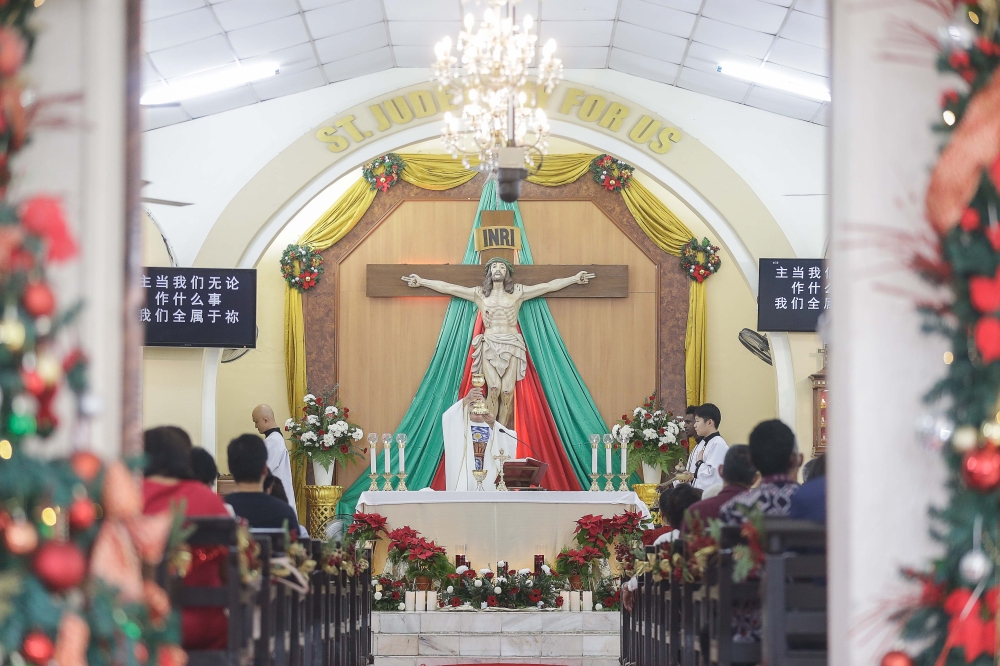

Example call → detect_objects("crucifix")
366 210 628 429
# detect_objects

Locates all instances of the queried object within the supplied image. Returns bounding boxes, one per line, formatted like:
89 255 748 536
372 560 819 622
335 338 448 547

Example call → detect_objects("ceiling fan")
739 328 772 365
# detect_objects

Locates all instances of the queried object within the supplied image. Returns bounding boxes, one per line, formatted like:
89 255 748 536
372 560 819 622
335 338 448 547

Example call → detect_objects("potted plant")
286 386 365 485
346 511 387 550
555 546 603 590
405 537 451 591
613 392 686 483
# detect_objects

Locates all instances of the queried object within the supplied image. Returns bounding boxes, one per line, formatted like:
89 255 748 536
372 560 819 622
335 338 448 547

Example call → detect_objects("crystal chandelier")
433 1 562 201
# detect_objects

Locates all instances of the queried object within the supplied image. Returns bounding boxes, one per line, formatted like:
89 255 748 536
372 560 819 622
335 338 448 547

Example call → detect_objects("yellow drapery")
282 153 711 520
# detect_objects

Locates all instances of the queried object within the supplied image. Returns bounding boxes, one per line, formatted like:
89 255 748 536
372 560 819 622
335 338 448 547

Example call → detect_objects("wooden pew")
760 518 827 666
161 517 256 666
705 525 761 666
251 528 288 666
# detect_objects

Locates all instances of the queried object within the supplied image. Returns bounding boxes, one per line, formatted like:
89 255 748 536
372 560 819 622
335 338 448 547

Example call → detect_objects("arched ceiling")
141 0 829 130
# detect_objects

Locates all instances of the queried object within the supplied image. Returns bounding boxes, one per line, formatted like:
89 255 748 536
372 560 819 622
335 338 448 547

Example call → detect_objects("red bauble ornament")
70 451 102 483
21 631 54 665
4 518 37 554
880 651 913 666
68 498 96 531
22 281 54 317
963 444 1000 491
33 541 86 591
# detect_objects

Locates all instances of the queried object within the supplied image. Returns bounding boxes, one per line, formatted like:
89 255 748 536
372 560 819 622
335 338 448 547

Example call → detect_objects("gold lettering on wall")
313 83 684 160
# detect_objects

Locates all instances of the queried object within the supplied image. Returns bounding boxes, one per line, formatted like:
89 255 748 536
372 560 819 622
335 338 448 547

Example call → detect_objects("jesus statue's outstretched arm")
402 274 476 301
520 271 596 300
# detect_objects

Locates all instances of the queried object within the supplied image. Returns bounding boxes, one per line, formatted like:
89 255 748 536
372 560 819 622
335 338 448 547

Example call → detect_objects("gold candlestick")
397 472 408 491
617 473 629 491
382 472 393 491
368 472 379 491
603 473 614 491
589 473 600 491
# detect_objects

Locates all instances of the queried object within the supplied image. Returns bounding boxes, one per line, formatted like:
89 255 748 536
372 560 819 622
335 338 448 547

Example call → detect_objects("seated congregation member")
141 426 229 650
655 483 703 546
681 444 757 534
678 403 729 490
264 472 289 503
190 446 219 489
226 434 300 538
790 454 826 523
720 419 802 526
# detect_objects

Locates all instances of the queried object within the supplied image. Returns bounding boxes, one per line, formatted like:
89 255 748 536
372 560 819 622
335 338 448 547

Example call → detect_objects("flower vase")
641 462 662 484
568 574 583 590
414 576 432 591
313 460 335 486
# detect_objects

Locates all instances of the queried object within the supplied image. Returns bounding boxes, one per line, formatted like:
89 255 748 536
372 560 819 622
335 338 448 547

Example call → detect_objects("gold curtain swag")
283 153 710 521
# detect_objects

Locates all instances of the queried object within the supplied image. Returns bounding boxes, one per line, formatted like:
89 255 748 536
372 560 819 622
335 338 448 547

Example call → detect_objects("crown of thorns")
484 258 514 276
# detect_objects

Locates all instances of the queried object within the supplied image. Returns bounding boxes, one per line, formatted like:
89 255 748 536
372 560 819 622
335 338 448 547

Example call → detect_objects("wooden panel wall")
519 201 658 428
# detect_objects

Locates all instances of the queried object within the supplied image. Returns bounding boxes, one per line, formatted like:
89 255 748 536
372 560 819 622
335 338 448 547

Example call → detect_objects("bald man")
252 404 298 521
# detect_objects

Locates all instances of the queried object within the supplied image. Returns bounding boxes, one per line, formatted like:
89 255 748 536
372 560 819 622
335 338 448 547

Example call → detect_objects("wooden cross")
365 210 629 298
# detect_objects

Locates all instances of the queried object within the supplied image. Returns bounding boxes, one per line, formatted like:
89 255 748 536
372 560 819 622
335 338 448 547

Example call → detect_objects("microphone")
495 424 538 458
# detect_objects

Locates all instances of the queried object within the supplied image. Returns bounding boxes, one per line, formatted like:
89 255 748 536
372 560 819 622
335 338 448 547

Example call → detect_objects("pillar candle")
404 591 415 612
569 591 581 612
370 441 377 473
384 446 391 475
415 591 426 612
560 591 570 611
426 591 437 611
582 591 593 611
399 445 406 474
591 444 597 475
621 444 627 475
605 444 612 476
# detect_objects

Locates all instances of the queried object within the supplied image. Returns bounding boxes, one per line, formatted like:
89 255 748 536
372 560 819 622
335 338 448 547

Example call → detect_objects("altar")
357 490 649 573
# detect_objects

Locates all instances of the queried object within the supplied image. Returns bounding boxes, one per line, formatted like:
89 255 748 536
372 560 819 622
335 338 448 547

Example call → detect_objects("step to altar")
372 611 620 666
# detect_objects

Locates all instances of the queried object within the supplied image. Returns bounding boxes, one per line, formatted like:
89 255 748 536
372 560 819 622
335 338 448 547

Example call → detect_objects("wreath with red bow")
280 244 324 291
590 154 634 192
680 237 721 283
363 153 406 192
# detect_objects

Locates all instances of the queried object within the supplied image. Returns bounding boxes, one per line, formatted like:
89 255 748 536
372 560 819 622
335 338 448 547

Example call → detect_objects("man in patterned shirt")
720 419 802 526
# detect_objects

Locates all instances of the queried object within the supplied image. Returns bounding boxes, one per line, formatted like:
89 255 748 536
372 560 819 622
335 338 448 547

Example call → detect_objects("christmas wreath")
281 244 324 291
590 154 634 192
363 153 406 192
680 237 721 283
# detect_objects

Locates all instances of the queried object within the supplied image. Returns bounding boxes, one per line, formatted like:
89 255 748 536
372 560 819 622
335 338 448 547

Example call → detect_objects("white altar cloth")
357 491 649 574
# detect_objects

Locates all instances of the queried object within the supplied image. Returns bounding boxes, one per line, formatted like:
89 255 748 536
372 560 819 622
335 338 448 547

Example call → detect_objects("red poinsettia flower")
300 272 316 289
486 595 498 607
376 173 396 192
602 174 618 191
599 155 613 166
450 596 461 607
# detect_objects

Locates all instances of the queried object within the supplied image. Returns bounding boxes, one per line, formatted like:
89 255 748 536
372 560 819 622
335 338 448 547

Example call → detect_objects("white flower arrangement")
642 428 658 441
474 579 483 588
618 425 634 442
456 565 469 575
541 564 551 575
616 393 688 475
374 592 383 600
524 580 533 588
595 603 603 610
446 586 454 593
497 560 506 568
518 568 531 575
303 394 315 403
286 387 365 470
324 405 338 416
479 568 492 575
494 586 502 594
398 602 406 611
306 414 320 426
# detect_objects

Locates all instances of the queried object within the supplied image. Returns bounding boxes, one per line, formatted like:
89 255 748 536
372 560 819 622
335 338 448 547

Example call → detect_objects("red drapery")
430 315 580 490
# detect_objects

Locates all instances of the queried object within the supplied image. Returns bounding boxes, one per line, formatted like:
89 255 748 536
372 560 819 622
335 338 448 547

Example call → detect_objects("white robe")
685 433 729 491
441 400 517 491
263 429 299 519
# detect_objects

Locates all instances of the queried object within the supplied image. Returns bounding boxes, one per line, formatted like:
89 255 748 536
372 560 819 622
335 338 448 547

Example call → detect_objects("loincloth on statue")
471 331 527 383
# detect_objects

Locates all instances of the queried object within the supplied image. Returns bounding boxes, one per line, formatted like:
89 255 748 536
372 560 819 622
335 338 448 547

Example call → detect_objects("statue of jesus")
403 258 595 428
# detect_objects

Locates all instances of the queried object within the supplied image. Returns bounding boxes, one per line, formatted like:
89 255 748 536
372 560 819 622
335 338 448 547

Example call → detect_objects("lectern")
502 458 549 489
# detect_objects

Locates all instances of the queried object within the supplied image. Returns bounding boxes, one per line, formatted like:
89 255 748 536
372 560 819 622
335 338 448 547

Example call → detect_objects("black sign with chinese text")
757 259 829 332
141 267 256 347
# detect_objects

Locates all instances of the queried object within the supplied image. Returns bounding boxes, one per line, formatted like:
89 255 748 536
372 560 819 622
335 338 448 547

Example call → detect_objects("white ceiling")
141 0 830 131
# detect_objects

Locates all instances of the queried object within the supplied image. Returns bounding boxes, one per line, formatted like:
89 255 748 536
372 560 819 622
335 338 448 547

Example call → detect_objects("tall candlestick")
605 441 612 474
384 445 390 475
368 433 377 473
590 434 598 474
621 441 627 475
397 433 407 473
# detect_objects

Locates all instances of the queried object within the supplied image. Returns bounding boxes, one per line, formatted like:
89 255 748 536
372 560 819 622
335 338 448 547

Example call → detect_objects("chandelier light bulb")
543 39 557 56
524 14 533 29
465 12 475 29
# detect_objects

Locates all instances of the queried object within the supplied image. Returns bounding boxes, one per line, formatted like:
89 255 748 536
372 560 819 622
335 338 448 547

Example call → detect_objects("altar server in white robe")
252 404 299 519
677 403 729 491
441 388 518 491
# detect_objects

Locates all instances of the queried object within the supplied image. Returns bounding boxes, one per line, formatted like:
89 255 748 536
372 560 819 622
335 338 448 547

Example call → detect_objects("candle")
560 591 570 611
404 591 416 612
621 442 627 475
399 444 406 474
415 591 427 612
605 443 612 475
570 591 581 612
370 443 377 473
534 554 544 574
591 443 597 475
384 445 391 475
426 591 437 611
582 591 593 611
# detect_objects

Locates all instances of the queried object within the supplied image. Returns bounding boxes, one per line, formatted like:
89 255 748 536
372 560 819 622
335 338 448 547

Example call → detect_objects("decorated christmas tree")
0 2 184 665
885 2 1000 665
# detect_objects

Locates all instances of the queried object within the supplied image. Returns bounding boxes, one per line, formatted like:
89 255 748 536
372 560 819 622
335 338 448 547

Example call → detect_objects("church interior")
0 0 985 664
